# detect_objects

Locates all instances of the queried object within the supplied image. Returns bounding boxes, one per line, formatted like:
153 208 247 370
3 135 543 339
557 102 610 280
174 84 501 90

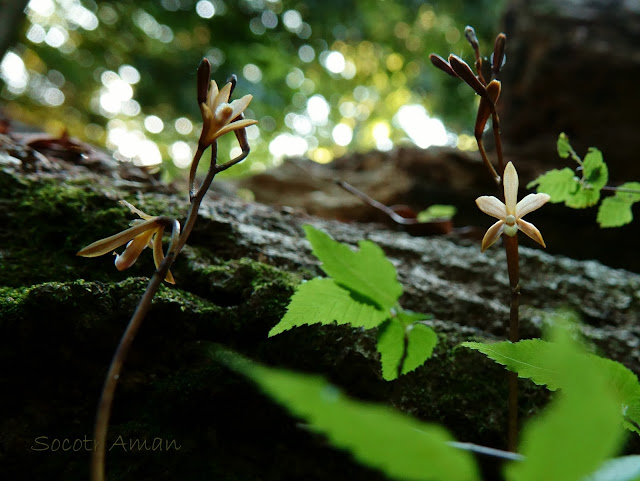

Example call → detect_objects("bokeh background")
0 0 505 180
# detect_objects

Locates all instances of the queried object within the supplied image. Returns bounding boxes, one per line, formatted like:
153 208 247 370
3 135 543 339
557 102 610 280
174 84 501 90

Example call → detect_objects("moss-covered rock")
2 149 640 480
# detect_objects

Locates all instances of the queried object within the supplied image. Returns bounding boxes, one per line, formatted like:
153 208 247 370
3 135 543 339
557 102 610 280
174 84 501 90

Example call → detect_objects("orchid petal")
213 82 232 113
114 229 155 271
476 196 507 219
120 200 153 220
210 118 258 141
229 94 253 119
152 227 175 284
207 80 219 109
503 161 518 214
481 220 505 253
76 218 160 258
517 219 547 248
515 193 551 218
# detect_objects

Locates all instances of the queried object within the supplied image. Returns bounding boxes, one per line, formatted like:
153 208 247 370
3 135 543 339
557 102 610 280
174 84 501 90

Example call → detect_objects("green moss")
1 173 131 287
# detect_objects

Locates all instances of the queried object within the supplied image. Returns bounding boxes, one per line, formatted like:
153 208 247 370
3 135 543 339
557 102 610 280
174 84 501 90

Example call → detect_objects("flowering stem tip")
475 162 550 252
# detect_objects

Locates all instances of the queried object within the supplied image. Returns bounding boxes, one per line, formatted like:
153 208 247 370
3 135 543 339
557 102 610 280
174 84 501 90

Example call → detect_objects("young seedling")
77 58 257 481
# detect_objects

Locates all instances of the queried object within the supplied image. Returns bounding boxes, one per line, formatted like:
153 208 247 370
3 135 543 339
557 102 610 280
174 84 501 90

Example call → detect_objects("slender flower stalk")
476 161 549 451
87 59 256 481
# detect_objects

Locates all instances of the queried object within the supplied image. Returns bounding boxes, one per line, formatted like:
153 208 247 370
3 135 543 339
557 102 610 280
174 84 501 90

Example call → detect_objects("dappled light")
1 0 504 176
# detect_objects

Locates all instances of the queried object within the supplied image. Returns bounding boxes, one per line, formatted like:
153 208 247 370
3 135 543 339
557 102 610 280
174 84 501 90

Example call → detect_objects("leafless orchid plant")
77 58 257 481
430 27 550 451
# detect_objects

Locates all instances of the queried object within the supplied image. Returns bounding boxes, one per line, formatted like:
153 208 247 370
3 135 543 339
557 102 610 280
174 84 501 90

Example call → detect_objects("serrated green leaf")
581 456 640 481
402 323 438 375
462 340 564 389
303 225 402 311
269 278 389 336
377 318 405 381
216 349 479 481
557 132 572 159
378 317 437 381
416 204 457 222
582 148 608 190
598 197 634 228
504 330 625 481
615 182 640 203
565 185 601 208
463 339 640 434
527 168 578 203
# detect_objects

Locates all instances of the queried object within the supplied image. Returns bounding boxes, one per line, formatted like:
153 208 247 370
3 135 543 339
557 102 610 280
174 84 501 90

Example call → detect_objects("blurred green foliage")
1 0 505 181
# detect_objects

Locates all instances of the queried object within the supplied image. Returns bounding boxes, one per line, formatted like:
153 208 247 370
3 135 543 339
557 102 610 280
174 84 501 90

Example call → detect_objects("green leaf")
581 456 640 481
614 182 640 203
565 185 602 208
504 330 626 481
377 318 405 381
527 168 578 203
216 349 479 481
416 204 457 222
377 317 438 381
582 148 608 191
462 340 564 389
269 278 389 337
598 197 634 228
557 132 572 159
303 225 403 311
597 182 640 228
402 323 438 375
463 339 640 434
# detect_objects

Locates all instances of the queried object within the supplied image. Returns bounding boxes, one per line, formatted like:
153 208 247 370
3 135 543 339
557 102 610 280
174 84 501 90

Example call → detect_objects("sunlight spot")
170 141 193 168
118 65 140 84
283 10 302 32
373 122 393 151
332 123 353 146
269 133 308 159
261 10 278 29
243 63 262 83
174 117 193 135
395 104 447 149
27 0 55 17
306 95 330 125
0 51 29 94
298 45 315 63
26 24 46 44
310 147 333 164
324 51 345 74
144 115 164 133
45 26 68 48
196 0 215 18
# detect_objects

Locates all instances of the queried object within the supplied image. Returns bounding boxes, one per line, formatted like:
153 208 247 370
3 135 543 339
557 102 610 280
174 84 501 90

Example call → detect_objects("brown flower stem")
477 137 501 185
188 146 206 202
490 108 504 177
91 143 221 481
503 234 520 452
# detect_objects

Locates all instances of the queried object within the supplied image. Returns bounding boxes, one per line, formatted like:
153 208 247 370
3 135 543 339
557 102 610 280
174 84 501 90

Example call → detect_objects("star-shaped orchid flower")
76 201 179 284
475 161 550 252
198 79 258 149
